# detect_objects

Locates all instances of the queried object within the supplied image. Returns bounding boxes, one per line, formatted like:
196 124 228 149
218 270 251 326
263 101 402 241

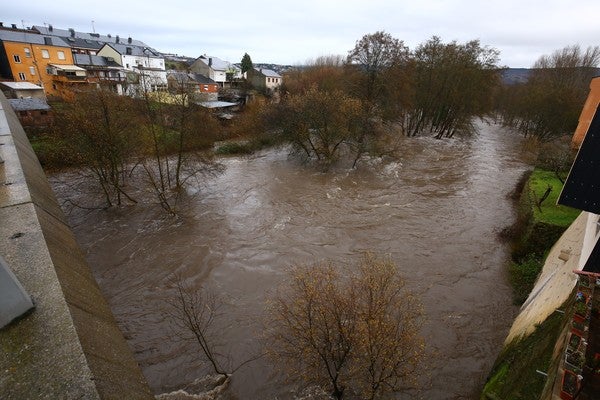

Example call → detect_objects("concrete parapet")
0 92 153 399
505 211 587 343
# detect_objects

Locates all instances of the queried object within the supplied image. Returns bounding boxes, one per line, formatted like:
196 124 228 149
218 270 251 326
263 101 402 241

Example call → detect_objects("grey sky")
3 0 600 67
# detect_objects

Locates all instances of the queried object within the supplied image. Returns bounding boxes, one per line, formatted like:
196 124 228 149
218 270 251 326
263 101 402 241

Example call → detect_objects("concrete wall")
504 212 586 343
0 91 153 399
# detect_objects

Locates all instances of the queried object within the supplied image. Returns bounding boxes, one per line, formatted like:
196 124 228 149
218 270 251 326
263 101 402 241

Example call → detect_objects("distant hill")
500 68 532 85
233 63 296 75
500 67 600 85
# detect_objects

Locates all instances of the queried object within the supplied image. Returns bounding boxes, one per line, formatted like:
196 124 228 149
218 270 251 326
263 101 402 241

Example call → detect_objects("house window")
41 49 50 59
13 54 21 63
29 66 36 75
57 51 65 60
18 72 26 80
24 48 31 57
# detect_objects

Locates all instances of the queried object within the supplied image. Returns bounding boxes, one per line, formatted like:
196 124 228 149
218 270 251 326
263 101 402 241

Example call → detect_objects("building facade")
0 29 87 98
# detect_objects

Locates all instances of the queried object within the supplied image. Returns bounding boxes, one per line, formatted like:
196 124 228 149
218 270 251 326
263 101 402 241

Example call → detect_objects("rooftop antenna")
92 20 95 34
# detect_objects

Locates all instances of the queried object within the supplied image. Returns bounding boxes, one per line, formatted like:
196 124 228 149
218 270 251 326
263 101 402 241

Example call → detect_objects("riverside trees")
53 86 222 212
496 45 600 141
266 254 424 400
274 31 501 168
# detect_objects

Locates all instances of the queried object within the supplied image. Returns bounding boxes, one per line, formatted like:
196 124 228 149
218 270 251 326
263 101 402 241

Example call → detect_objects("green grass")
481 311 566 400
528 169 580 227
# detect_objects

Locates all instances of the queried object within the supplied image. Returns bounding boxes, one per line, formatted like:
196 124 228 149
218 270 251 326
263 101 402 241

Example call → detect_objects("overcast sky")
4 0 600 67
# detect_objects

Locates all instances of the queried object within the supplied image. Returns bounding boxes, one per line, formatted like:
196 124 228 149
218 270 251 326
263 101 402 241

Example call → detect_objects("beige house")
247 67 282 92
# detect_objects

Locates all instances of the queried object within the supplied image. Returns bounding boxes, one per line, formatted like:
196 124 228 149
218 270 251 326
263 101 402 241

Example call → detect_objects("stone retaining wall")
0 92 153 399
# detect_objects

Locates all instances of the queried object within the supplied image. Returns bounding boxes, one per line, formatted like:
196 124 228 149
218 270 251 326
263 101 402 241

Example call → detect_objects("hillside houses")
0 21 282 107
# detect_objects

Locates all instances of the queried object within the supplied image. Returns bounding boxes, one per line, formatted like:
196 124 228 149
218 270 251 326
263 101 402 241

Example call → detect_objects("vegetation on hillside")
481 308 569 400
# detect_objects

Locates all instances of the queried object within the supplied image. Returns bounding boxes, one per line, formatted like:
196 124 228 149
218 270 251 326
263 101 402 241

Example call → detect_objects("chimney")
116 35 120 43
209 57 212 67
48 24 53 31
128 37 132 44
69 28 75 37
11 24 17 29
0 22 3 28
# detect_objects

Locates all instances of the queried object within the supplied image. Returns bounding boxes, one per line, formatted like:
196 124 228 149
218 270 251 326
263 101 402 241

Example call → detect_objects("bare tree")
137 75 223 214
266 253 424 399
498 45 600 141
54 89 138 207
276 86 363 169
406 36 501 138
167 278 264 387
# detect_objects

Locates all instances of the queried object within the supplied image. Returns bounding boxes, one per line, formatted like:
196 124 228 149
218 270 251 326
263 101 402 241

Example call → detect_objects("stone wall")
0 91 153 399
505 211 586 343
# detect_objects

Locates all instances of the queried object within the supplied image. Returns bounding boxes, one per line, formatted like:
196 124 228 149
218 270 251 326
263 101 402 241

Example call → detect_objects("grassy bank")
481 305 570 400
509 168 579 304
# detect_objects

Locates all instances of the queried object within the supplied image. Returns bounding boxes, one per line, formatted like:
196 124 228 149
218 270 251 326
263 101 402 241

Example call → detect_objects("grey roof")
0 82 43 90
61 36 104 50
254 67 281 78
0 30 70 47
32 25 148 47
101 43 161 58
190 73 216 84
8 98 50 111
196 55 231 71
167 71 217 85
74 54 123 68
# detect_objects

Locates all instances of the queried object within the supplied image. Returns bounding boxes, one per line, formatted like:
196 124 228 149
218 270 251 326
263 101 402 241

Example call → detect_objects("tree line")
274 32 502 168
39 32 600 211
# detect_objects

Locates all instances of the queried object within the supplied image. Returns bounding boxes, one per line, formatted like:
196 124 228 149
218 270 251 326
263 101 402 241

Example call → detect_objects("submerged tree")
275 86 363 168
55 89 138 207
267 253 424 399
137 75 222 214
405 36 501 138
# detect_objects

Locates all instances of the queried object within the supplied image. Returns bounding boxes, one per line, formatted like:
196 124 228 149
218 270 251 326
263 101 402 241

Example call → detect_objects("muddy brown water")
51 120 530 399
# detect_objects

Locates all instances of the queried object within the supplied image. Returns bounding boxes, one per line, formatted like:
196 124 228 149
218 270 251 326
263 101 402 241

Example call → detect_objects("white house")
97 43 167 94
190 55 240 87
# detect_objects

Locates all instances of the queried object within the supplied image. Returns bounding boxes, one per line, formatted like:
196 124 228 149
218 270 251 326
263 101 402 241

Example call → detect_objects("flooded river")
52 120 530 399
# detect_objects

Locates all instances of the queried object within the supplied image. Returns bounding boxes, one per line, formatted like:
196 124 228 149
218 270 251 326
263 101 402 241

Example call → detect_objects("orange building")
0 29 88 98
571 76 600 149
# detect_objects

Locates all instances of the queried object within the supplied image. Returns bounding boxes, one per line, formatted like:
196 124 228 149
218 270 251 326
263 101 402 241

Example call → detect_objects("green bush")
509 255 543 305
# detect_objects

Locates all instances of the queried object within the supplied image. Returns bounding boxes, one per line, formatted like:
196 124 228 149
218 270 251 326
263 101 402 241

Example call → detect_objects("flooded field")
52 120 530 399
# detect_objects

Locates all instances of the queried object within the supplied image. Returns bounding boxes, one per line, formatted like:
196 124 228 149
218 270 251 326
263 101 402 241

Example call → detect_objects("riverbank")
481 169 584 400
